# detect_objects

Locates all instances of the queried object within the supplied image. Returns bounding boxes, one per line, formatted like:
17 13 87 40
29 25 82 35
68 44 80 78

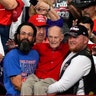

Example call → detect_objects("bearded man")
3 22 39 95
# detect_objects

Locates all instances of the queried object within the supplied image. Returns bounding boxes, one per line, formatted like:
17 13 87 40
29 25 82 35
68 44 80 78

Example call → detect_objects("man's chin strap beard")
18 40 32 54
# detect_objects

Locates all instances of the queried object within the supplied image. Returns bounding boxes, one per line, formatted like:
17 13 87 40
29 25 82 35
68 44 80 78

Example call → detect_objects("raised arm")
35 1 60 21
67 0 81 19
0 0 19 10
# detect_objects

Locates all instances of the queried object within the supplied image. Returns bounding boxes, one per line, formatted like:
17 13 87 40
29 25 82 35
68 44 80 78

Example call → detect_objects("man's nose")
24 34 29 38
51 37 55 42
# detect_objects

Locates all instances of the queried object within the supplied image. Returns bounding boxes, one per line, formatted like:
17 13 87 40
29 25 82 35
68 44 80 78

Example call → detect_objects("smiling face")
35 26 46 43
68 35 88 52
16 25 35 54
48 26 64 49
19 25 34 42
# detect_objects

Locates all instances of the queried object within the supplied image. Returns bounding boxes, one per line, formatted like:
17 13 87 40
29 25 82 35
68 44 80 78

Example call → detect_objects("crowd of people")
0 0 96 95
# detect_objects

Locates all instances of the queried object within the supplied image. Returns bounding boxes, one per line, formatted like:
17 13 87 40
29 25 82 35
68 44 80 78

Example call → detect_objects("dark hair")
72 0 96 4
14 22 37 44
72 0 96 9
77 16 94 31
15 22 37 36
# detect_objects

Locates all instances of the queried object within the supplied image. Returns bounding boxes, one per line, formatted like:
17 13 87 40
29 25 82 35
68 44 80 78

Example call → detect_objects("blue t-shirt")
3 48 39 95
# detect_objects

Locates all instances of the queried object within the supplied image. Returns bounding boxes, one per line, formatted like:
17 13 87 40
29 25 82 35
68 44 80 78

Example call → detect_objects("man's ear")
84 36 89 44
32 36 36 43
95 6 96 11
14 33 20 44
17 34 19 40
60 34 64 41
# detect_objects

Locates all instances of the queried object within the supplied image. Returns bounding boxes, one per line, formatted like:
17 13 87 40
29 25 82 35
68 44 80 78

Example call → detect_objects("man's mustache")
18 39 31 54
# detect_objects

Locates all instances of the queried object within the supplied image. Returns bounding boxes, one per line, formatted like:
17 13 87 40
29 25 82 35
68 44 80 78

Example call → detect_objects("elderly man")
21 25 69 95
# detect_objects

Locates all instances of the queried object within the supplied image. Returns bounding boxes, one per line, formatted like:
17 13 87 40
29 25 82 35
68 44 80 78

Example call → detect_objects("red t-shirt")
33 43 69 80
0 4 12 25
0 0 24 25
93 19 96 35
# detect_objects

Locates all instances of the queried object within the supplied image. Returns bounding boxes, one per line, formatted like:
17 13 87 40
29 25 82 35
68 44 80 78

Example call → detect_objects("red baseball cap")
28 14 47 27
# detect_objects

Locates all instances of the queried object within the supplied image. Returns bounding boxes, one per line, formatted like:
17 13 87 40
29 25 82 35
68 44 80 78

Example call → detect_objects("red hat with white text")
28 14 47 27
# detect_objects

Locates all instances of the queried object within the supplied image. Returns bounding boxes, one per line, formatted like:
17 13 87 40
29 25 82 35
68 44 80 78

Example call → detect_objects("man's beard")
18 39 33 54
69 45 83 53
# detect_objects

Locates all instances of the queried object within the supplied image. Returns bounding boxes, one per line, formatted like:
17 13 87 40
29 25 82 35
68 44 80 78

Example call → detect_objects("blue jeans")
0 25 10 54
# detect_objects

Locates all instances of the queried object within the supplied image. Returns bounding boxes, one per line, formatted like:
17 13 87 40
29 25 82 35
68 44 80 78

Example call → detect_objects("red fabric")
0 4 12 25
33 43 69 80
12 0 24 22
93 19 96 35
0 0 24 25
93 20 96 31
88 43 96 50
28 14 47 26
